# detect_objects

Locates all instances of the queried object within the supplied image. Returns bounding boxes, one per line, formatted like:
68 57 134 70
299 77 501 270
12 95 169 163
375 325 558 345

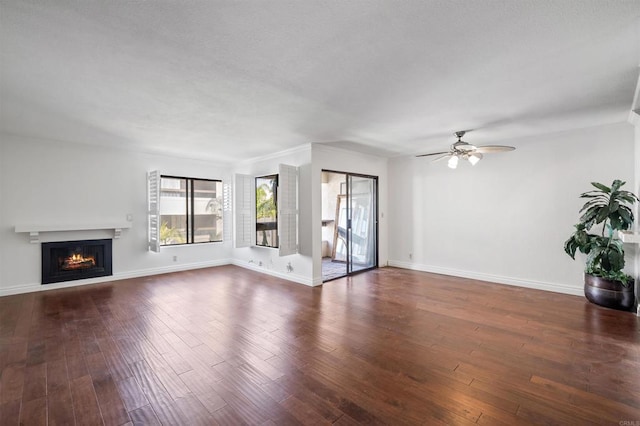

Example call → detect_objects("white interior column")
630 73 640 315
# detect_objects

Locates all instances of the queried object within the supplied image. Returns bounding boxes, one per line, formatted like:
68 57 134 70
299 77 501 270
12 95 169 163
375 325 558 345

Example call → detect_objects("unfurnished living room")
1 1 640 425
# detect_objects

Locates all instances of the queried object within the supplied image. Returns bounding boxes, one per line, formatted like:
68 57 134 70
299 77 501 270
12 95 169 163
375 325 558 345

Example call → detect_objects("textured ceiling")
1 1 639 162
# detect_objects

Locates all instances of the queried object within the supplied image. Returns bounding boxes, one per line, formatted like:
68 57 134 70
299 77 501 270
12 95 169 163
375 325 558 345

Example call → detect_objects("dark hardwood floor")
1 265 639 425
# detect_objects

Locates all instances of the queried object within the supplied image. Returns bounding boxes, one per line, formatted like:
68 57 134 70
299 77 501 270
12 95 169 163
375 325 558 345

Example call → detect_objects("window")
255 174 278 248
159 176 223 246
234 164 298 256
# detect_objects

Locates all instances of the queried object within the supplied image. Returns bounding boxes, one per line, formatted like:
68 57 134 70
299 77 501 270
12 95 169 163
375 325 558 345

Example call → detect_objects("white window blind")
234 174 254 248
147 170 161 252
278 164 298 256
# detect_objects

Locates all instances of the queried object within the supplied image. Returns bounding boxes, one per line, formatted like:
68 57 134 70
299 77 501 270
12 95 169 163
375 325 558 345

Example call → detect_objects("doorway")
321 170 378 281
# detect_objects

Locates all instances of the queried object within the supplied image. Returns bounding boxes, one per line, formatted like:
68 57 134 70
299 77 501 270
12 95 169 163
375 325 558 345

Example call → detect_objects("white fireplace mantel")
14 223 132 243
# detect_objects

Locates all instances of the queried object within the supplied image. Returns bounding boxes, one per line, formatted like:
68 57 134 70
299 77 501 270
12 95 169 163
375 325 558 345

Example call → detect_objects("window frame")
232 165 298 255
255 174 279 248
160 175 224 247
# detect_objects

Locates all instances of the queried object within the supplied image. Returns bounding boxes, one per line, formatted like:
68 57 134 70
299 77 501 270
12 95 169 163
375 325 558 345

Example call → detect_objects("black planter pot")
584 273 635 312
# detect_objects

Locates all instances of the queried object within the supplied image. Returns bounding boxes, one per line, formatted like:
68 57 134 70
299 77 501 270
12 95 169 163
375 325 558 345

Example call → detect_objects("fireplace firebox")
42 239 112 284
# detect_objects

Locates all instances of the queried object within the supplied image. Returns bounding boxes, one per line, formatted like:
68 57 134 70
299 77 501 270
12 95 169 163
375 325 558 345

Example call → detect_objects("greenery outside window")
160 176 223 246
256 174 278 248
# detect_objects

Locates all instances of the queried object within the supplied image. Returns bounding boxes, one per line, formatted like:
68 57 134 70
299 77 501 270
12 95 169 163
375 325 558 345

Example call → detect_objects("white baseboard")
0 259 233 297
2 259 580 298
230 259 315 286
115 259 233 281
388 260 583 296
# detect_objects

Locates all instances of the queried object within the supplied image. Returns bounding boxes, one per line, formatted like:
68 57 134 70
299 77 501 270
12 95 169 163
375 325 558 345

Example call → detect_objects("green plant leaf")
579 207 599 225
575 230 588 246
587 269 633 286
579 192 608 199
609 214 622 231
591 182 610 193
595 208 609 224
607 250 624 272
563 237 577 259
617 193 639 204
579 200 605 213
610 180 624 192
618 207 633 229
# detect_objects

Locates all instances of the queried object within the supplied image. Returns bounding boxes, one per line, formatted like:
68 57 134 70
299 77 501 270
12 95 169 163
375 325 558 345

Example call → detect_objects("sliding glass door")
321 171 378 281
346 175 377 274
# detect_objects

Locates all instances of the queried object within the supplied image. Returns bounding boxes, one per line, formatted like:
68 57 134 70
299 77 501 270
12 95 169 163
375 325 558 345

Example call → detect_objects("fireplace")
42 239 112 284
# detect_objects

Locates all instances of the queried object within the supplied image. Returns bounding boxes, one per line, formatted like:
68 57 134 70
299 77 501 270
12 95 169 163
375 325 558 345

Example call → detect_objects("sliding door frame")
322 169 379 280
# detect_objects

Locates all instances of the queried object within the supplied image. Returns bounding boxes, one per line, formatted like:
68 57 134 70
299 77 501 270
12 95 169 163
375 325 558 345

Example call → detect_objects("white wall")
231 145 314 285
311 145 388 285
0 134 232 296
0 138 4 294
0 136 384 294
632 74 640 313
634 115 640 311
2 124 635 298
388 122 636 295
224 143 390 287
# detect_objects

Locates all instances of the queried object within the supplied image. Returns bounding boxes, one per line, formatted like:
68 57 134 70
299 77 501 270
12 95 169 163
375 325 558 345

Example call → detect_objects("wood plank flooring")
1 265 639 425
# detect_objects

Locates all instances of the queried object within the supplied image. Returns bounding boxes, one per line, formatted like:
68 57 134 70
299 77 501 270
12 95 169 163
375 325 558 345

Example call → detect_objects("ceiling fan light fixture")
468 153 482 166
448 155 459 169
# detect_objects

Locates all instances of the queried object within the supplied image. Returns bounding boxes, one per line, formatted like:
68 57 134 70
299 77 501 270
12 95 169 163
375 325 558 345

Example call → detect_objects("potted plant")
564 180 638 311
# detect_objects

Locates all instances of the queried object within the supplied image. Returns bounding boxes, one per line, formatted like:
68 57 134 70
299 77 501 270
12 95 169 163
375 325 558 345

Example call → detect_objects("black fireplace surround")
42 239 112 284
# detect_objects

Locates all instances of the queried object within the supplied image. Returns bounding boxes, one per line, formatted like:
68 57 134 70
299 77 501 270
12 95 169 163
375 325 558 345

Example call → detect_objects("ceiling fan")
416 131 515 169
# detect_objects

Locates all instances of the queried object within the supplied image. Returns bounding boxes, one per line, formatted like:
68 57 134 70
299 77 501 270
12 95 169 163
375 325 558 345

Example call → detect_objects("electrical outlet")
409 253 413 260
126 213 133 222
286 262 293 273
173 256 177 262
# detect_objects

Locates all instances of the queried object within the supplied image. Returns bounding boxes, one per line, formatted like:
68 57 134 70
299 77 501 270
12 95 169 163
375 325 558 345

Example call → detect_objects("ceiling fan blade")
473 145 515 154
432 154 450 162
415 151 449 158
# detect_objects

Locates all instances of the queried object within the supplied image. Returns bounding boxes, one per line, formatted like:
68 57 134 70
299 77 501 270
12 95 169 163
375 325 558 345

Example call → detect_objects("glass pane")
321 172 347 281
160 177 187 245
256 175 278 248
193 180 223 243
349 176 376 273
